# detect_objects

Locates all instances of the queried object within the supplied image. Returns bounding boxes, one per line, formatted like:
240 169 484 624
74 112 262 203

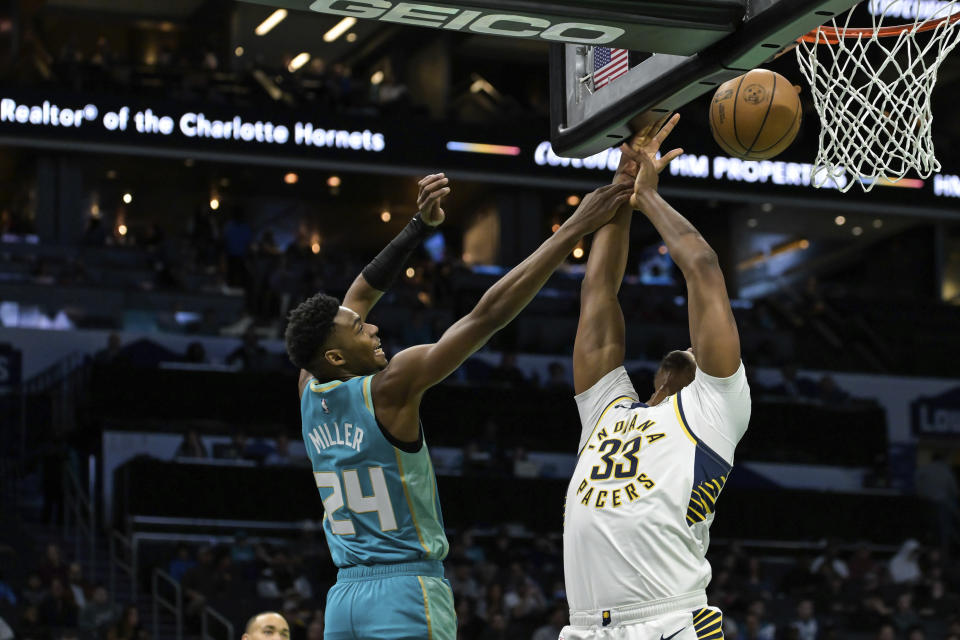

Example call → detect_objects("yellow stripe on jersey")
394 449 431 557
693 608 724 640
578 395 635 455
686 475 729 524
310 379 344 393
672 393 697 445
361 375 375 418
417 576 434 640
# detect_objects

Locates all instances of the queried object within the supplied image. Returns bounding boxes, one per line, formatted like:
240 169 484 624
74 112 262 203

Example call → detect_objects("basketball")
709 69 802 160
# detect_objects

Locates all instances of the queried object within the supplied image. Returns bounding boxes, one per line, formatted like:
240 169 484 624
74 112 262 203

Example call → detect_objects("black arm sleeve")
361 214 432 291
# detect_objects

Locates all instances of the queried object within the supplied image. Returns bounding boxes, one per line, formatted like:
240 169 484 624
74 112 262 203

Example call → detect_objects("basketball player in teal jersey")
284 173 633 640
561 116 751 640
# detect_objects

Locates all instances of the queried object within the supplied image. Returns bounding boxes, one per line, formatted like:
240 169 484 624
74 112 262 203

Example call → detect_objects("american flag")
593 47 629 90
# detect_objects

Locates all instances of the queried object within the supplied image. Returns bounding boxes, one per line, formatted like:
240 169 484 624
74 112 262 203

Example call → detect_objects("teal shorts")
324 560 456 640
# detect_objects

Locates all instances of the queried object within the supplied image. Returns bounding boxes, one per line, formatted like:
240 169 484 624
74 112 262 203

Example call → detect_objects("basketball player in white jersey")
561 114 751 640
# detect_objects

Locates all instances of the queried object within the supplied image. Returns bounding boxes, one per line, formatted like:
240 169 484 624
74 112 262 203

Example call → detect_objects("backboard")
550 0 862 157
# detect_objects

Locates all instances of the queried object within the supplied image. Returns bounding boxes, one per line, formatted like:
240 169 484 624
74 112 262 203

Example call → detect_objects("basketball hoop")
795 0 960 191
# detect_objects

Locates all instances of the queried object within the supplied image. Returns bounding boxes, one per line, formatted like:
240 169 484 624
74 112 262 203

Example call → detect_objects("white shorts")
560 606 724 640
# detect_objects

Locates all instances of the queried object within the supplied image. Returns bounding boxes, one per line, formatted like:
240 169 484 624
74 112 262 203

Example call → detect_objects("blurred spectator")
305 616 324 640
67 562 88 610
183 341 208 364
39 544 69 585
456 598 485 640
740 600 776 640
491 352 527 388
39 577 78 627
173 429 208 459
790 599 818 640
264 433 293 466
182 547 216 618
544 361 572 394
79 585 116 639
889 540 922 584
214 430 250 460
106 605 141 640
531 605 567 640
94 334 127 366
231 532 258 570
227 327 270 371
811 541 850 579
0 614 11 640
168 544 196 582
848 543 877 581
914 452 960 552
817 375 848 405
448 562 481 602
82 216 107 246
16 605 45 640
223 207 253 289
876 623 896 640
891 592 921 635
0 572 15 606
22 573 47 606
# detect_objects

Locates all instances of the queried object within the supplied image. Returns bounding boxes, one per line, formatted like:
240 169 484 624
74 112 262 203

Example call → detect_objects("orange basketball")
709 69 802 160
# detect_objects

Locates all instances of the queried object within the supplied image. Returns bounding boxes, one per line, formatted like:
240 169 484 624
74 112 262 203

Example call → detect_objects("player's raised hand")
565 183 633 235
620 115 684 205
417 173 449 227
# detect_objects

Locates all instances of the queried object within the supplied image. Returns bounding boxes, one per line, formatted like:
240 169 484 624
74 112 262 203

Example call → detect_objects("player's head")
654 348 697 396
242 611 289 640
285 293 387 380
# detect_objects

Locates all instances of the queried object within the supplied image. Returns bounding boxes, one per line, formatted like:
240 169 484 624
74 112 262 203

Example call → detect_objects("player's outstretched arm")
573 116 683 394
372 183 633 440
298 174 448 394
630 138 741 378
342 173 448 321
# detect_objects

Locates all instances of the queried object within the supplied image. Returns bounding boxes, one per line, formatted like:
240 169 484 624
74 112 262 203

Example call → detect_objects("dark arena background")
1 1 960 639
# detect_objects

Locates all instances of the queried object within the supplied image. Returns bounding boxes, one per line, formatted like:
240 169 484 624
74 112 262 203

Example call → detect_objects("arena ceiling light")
323 17 356 42
255 9 288 36
288 52 311 72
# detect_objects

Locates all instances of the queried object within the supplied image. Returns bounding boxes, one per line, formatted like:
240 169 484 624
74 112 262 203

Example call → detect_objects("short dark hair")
245 611 286 634
658 350 695 378
285 293 340 371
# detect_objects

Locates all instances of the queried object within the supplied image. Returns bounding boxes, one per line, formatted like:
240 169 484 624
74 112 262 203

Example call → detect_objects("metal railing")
202 605 235 640
63 464 96 567
109 530 137 604
152 568 183 640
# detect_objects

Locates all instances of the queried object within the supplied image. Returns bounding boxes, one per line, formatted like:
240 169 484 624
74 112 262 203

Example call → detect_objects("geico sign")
308 0 625 44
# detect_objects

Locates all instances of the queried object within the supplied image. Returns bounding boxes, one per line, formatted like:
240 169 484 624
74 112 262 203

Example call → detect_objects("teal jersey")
300 375 449 567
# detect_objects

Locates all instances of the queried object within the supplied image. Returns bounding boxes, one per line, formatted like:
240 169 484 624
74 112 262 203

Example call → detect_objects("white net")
795 0 960 192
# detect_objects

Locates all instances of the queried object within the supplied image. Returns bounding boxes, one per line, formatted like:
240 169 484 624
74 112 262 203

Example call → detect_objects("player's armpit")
685 252 741 379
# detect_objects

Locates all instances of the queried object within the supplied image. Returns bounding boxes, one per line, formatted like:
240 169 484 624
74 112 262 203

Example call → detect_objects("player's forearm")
582 203 632 297
473 226 581 330
341 274 384 321
632 189 718 275
344 215 432 320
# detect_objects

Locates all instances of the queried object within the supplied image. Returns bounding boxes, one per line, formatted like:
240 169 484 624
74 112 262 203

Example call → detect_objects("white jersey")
563 363 751 616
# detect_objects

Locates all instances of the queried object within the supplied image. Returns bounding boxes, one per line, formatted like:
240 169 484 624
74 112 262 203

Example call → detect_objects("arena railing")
109 529 138 604
152 568 183 640
63 463 96 568
201 604 235 640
